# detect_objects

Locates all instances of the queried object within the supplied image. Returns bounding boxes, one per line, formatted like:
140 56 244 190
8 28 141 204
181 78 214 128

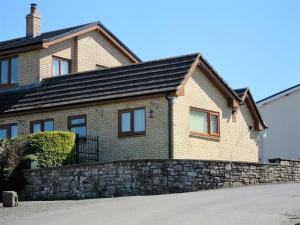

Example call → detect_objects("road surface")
1 183 300 225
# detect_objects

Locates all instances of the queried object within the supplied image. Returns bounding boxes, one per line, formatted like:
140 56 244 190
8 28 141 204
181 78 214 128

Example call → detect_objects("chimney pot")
30 3 37 13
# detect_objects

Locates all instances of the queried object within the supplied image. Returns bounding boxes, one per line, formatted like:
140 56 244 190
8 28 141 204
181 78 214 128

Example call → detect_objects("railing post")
96 136 99 162
75 134 79 164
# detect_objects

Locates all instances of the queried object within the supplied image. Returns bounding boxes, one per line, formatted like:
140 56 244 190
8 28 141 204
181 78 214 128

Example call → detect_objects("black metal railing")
75 134 99 163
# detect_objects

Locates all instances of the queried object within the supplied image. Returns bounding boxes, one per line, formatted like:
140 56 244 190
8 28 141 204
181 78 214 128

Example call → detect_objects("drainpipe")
166 95 176 159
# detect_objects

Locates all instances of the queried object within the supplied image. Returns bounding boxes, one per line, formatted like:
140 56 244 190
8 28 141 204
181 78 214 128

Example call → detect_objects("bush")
26 131 76 167
0 131 75 201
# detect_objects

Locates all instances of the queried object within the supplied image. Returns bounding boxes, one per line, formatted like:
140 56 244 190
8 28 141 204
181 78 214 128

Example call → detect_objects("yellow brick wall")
0 97 169 162
77 30 132 70
19 30 133 86
19 51 40 85
173 68 259 162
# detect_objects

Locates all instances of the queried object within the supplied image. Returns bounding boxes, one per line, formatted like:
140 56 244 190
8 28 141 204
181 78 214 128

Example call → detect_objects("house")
0 4 266 162
257 84 300 162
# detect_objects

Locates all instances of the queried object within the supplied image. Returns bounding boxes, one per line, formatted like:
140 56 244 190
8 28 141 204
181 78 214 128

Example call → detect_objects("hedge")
27 131 76 167
0 131 76 201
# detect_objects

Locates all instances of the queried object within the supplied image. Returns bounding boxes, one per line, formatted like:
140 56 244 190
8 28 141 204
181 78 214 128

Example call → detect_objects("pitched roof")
234 88 248 98
257 83 300 105
234 87 267 130
0 53 199 114
0 21 141 62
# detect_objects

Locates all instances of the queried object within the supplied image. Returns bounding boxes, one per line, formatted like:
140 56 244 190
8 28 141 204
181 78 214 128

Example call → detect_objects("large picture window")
118 107 145 137
0 123 17 140
68 115 87 137
189 107 220 139
52 56 71 76
0 56 19 85
30 119 54 133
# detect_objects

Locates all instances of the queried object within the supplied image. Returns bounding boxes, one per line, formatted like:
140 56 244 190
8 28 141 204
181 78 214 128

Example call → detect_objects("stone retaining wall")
20 159 300 200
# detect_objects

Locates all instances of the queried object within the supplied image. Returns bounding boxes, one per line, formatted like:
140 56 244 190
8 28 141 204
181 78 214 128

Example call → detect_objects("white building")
257 84 300 162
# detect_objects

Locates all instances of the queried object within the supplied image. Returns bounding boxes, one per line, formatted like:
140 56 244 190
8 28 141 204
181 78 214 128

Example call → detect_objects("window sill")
118 132 146 138
190 132 220 141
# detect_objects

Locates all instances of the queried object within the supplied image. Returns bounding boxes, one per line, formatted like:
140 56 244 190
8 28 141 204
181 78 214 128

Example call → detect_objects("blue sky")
1 0 299 100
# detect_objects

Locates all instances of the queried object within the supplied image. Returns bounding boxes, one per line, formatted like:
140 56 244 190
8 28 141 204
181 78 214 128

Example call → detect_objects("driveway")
1 183 300 225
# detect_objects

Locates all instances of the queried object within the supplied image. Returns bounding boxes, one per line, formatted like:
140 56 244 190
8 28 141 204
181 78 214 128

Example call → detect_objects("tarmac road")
1 183 300 225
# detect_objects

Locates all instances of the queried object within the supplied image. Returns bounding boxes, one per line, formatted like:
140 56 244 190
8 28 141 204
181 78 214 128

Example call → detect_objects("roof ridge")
43 53 200 82
257 83 300 104
42 21 100 42
0 22 99 45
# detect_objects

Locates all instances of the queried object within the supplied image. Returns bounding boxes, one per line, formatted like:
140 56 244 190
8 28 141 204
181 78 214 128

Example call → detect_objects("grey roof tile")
0 53 199 114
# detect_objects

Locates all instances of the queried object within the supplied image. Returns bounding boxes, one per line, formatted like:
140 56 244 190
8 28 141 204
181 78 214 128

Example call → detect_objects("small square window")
0 123 17 140
190 107 220 139
30 119 54 133
52 57 71 76
119 108 146 137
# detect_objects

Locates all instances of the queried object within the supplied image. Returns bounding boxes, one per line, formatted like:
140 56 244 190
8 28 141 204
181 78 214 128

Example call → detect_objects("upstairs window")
0 57 19 85
189 107 220 139
52 56 71 76
30 119 54 133
68 115 87 137
118 107 146 137
0 124 17 140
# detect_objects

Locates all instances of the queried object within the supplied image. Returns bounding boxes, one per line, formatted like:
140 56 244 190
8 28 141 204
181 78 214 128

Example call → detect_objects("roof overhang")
0 24 141 63
257 84 300 107
175 54 242 108
239 89 267 131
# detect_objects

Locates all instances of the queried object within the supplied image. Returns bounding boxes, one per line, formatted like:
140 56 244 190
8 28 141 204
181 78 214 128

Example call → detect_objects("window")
68 115 87 137
118 107 145 137
0 124 17 140
0 56 19 85
189 107 220 139
30 119 54 133
52 56 71 76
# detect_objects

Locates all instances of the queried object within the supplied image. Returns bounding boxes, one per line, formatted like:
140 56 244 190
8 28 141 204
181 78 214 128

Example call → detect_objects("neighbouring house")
257 84 300 162
0 4 266 163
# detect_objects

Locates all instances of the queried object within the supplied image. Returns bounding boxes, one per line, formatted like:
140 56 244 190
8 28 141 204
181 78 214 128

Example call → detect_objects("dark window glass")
0 57 19 85
0 124 17 140
31 119 54 133
10 57 19 84
10 125 17 139
61 60 69 75
32 123 42 133
119 108 145 136
121 112 131 132
68 115 87 137
71 118 85 125
44 120 54 132
53 59 60 76
1 60 8 84
0 129 7 140
70 127 87 137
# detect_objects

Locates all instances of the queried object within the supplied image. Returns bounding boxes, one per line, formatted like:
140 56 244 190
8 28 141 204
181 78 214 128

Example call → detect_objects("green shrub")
23 154 38 161
27 131 76 167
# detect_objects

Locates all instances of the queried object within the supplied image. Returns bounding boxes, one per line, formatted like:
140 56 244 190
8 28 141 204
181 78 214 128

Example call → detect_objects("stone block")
2 191 18 207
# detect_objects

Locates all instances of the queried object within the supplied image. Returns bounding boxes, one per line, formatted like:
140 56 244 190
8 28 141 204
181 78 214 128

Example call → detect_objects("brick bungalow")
0 4 266 162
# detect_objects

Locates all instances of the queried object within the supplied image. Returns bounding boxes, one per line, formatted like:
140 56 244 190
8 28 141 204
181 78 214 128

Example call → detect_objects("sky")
0 0 299 101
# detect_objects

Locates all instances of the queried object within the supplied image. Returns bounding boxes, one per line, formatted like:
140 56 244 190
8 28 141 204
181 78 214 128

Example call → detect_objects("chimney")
26 3 41 37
